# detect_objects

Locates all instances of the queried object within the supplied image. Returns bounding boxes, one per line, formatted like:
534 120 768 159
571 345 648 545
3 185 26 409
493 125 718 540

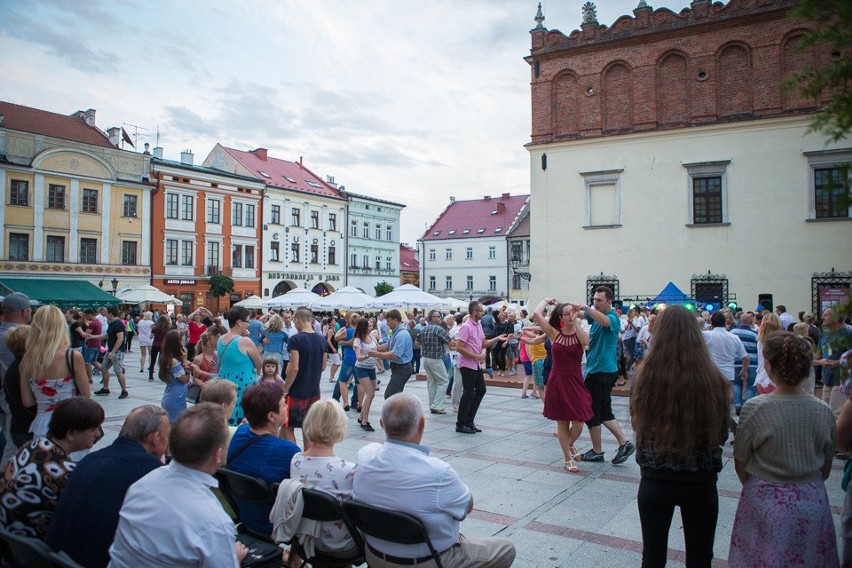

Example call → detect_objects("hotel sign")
267 273 340 282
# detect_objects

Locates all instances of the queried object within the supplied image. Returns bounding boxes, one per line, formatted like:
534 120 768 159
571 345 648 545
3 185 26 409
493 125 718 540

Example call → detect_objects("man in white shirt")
703 311 750 384
775 305 796 331
352 393 515 568
280 310 299 373
108 403 248 568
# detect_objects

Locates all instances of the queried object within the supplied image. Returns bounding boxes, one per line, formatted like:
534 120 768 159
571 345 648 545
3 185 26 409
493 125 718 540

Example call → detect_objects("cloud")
163 106 221 140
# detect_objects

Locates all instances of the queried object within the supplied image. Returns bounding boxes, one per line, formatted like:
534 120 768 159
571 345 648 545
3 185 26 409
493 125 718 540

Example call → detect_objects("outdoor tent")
265 288 321 310
311 286 375 311
234 296 264 310
649 282 697 306
116 285 182 305
0 277 120 309
366 284 451 310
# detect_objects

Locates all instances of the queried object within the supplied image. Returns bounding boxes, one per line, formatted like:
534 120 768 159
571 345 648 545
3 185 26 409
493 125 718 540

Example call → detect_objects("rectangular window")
291 208 301 227
489 275 497 291
692 177 723 224
386 256 392 270
232 244 242 268
311 244 319 264
245 245 255 269
232 203 243 226
466 275 473 290
350 253 358 268
80 238 97 264
445 276 452 290
362 254 369 269
465 247 473 260
181 241 193 266
445 248 452 260
328 213 337 232
123 195 138 218
9 180 29 206
48 184 66 209
814 167 849 219
245 204 255 228
181 195 193 220
291 242 300 263
429 249 436 261
271 241 280 261
362 222 369 239
375 255 381 270
375 225 382 240
207 242 220 271
270 205 281 225
166 239 178 265
311 210 320 229
207 199 221 224
9 233 28 261
429 276 436 290
46 236 65 262
328 245 336 265
166 194 179 219
350 220 357 237
121 241 137 265
82 189 98 213
488 246 496 259
386 226 392 241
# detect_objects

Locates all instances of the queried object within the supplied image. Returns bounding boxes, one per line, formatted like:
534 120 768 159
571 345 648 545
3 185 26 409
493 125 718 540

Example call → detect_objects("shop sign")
166 279 197 285
266 272 340 281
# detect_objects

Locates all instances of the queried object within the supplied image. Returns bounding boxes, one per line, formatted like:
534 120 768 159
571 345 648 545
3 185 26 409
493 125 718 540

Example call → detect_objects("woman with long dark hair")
159 329 190 422
148 314 172 382
352 318 377 432
630 305 730 567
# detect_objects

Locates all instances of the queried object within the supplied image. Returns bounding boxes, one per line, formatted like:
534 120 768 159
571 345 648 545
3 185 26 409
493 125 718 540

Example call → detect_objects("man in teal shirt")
575 286 634 464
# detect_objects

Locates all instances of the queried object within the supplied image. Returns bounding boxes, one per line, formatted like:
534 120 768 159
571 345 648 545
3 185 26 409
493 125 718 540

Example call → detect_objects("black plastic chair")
49 550 87 568
215 467 279 543
0 527 53 568
342 499 444 568
287 488 364 568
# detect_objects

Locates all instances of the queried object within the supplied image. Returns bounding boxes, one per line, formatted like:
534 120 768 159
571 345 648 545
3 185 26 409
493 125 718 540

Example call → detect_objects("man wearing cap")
0 292 32 462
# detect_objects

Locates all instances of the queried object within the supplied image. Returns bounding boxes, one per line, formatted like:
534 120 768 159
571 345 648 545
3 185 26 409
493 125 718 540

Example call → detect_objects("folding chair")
288 488 364 568
0 527 53 568
215 467 279 543
342 499 444 568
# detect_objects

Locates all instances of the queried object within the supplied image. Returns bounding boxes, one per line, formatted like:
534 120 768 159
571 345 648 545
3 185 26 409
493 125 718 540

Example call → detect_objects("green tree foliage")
374 281 394 297
208 274 235 297
787 0 852 141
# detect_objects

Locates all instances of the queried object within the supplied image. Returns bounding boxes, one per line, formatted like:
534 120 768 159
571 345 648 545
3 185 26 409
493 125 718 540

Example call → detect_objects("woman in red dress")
533 298 593 473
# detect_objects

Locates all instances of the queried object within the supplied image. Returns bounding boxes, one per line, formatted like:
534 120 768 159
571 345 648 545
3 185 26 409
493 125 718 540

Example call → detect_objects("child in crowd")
259 357 285 386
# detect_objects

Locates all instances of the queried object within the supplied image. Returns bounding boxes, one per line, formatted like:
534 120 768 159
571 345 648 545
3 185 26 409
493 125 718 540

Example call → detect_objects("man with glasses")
453 302 507 434
420 310 455 415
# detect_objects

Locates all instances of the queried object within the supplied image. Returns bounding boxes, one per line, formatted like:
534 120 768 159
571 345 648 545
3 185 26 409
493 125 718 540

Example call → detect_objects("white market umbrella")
366 284 452 310
116 284 181 305
234 296 264 310
442 297 470 310
265 288 321 310
311 286 375 311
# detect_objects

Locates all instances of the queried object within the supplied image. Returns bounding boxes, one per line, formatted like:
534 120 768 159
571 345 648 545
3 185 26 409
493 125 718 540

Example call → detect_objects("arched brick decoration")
553 72 579 137
781 32 815 110
603 63 631 132
716 43 752 117
657 52 689 125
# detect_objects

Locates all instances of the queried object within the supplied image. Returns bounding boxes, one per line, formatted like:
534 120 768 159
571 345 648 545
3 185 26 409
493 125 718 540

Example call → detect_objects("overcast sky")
0 0 688 244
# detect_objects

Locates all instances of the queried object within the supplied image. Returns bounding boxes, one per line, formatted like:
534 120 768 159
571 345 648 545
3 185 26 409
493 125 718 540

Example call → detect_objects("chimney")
497 202 506 214
252 148 267 161
298 156 303 169
483 195 491 200
501 192 510 199
449 196 455 203
152 146 164 159
107 127 121 146
180 149 194 165
73 109 97 127
326 175 337 188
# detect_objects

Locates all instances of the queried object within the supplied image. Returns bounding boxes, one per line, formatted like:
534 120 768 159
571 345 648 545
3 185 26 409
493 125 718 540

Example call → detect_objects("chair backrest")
50 550 87 568
0 527 53 568
342 499 442 567
215 467 277 503
301 487 347 523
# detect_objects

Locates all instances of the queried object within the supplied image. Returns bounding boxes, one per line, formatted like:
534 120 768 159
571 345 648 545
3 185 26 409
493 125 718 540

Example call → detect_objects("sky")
0 0 689 245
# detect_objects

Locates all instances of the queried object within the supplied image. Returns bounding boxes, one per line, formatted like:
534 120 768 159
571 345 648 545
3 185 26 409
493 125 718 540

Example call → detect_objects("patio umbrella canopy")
311 286 375 311
442 297 471 311
116 285 182 305
234 296 264 310
265 288 321 310
0 277 120 310
366 284 452 310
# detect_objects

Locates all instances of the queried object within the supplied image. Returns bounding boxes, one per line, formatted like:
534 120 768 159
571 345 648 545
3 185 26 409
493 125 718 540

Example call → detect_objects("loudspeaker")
758 294 773 311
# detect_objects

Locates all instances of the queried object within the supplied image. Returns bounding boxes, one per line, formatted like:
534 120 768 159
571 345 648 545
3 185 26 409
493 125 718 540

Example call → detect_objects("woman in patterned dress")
217 306 262 426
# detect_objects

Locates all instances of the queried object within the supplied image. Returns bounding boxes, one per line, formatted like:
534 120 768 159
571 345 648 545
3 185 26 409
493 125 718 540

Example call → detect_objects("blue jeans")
332 362 358 406
733 374 756 409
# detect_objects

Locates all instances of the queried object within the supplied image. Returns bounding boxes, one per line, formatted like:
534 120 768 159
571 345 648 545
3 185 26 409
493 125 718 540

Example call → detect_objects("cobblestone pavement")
95 349 845 567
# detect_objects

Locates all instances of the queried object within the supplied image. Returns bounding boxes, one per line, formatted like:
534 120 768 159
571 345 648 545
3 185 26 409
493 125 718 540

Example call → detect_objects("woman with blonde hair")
261 314 288 372
792 322 817 395
21 305 90 438
136 311 154 373
631 305 730 567
755 312 782 394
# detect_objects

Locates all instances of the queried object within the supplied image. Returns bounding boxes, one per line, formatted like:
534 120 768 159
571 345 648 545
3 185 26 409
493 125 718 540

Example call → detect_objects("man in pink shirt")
454 301 508 434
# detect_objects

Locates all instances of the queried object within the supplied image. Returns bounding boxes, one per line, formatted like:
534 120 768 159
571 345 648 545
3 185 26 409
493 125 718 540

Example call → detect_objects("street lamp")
510 258 531 281
110 278 119 295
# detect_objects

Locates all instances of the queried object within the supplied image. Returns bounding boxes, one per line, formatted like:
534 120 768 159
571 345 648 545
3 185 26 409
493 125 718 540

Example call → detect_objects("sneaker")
612 441 636 465
430 408 447 414
118 391 129 399
360 422 375 432
94 388 111 396
580 449 605 462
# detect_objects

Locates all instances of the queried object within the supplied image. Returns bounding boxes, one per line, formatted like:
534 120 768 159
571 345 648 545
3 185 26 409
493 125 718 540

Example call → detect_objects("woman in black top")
492 311 514 375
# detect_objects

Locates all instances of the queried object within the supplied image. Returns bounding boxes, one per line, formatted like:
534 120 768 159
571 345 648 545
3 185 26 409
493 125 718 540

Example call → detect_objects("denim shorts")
338 362 356 383
83 346 100 364
354 367 377 382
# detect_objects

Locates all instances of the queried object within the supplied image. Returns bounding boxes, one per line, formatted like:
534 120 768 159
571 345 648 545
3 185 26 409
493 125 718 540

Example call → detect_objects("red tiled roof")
0 100 115 149
400 244 419 272
420 194 529 241
222 147 344 199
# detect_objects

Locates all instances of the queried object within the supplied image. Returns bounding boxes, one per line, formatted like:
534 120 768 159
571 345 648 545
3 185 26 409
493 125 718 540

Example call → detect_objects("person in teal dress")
216 306 262 426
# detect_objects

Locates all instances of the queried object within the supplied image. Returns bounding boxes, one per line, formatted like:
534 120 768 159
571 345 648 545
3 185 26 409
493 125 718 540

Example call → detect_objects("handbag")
237 533 285 568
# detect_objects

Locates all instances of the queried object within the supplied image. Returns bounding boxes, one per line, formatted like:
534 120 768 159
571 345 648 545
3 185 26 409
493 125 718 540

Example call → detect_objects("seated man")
352 393 515 568
108 403 247 568
46 405 169 568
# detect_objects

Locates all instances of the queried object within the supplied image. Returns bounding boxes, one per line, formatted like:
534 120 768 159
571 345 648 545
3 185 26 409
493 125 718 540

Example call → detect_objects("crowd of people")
0 287 849 567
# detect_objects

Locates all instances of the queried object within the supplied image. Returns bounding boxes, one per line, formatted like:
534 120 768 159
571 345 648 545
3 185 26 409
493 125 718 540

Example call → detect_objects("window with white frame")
123 194 138 218
328 245 336 264
488 246 496 259
350 253 357 268
232 244 242 268
10 180 29 206
233 202 243 226
80 238 97 264
683 161 729 225
82 188 98 213
385 256 391 270
270 205 280 225
362 222 369 239
166 239 178 265
311 244 319 264
181 240 193 265
328 213 337 232
375 225 382 240
445 276 452 290
386 226 392 241
48 184 65 209
291 208 301 227
207 199 221 224
271 241 280 261
445 248 452 260
429 275 436 290
245 204 255 227
465 247 473 260
46 235 64 262
362 254 369 269
181 195 193 220
121 241 137 265
291 242 300 262
489 275 497 291
466 275 473 290
580 169 623 228
375 255 381 270
310 210 319 229
207 242 220 270
166 193 179 219
9 233 28 260
245 245 255 269
805 149 851 220
350 220 357 237
429 249 436 261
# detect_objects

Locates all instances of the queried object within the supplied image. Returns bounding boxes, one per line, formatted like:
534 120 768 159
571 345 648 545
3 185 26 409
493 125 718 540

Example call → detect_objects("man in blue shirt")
370 310 413 399
575 286 635 465
247 311 264 350
730 312 758 413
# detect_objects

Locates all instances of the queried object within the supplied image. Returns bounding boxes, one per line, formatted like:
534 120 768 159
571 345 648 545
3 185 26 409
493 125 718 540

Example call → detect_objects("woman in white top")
352 318 377 432
136 312 154 373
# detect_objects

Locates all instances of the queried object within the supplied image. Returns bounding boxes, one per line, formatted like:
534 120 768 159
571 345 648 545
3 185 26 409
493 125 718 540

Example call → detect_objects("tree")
374 281 394 297
209 274 235 297
787 0 852 142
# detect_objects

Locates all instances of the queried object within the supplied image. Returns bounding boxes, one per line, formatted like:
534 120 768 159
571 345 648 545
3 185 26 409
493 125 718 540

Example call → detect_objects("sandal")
564 459 579 473
569 446 581 461
521 393 529 399
615 379 628 387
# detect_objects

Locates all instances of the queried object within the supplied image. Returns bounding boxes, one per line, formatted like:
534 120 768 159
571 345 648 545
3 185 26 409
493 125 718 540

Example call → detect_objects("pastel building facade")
343 191 404 294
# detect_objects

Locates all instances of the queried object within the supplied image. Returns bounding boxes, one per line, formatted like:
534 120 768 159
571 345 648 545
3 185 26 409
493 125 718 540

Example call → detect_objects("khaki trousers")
364 534 516 568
